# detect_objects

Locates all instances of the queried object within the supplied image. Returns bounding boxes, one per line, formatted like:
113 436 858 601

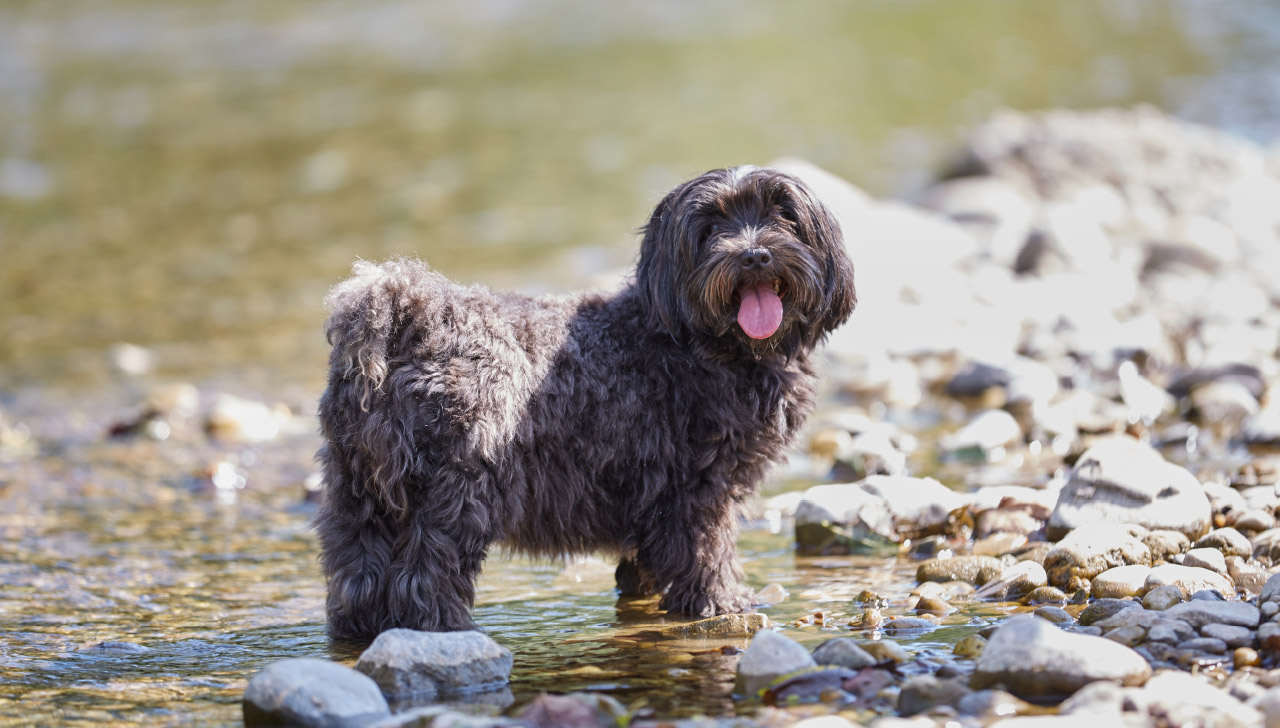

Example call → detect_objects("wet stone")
1043 523 1151 592
1033 606 1073 624
1183 547 1228 575
1027 586 1068 605
811 637 877 670
735 630 816 698
917 555 1005 586
915 595 956 616
954 635 987 659
659 614 771 638
354 629 513 698
519 693 627 728
244 658 390 727
861 638 909 663
898 675 972 716
975 560 1048 600
957 689 1030 719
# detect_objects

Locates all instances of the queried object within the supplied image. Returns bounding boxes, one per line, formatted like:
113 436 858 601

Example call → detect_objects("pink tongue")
737 283 783 339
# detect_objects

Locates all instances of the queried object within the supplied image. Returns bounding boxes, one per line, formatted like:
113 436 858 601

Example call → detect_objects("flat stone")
898 675 972 717
244 658 389 727
1161 600 1260 628
1201 623 1253 648
735 630 817 698
1143 564 1236 599
1091 565 1152 599
658 614 771 638
1047 436 1212 541
1260 571 1280 603
1182 637 1229 654
1033 606 1074 624
795 476 967 553
811 638 877 670
970 615 1151 699
975 560 1048 600
354 629 512 698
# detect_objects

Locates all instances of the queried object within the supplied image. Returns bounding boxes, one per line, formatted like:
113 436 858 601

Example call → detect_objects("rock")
1077 598 1141 627
954 635 987 658
975 560 1048 600
1137 670 1262 727
811 638 877 670
973 532 1029 557
957 689 1031 719
1196 528 1253 558
1251 684 1280 728
1047 436 1212 541
1104 625 1144 647
1253 528 1280 561
1202 623 1253 648
1183 547 1228 575
735 630 817 698
861 639 909 663
1027 586 1068 604
921 176 1035 267
794 476 966 553
1141 530 1191 562
970 615 1151 699
915 595 956 617
1142 564 1236 599
1245 409 1280 450
942 409 1023 454
882 617 939 635
519 693 626 728
898 675 972 716
1191 381 1260 436
1043 524 1151 592
1142 585 1185 611
354 629 512 698
1260 572 1280 602
918 555 1005 586
658 614 771 638
1231 509 1275 534
1090 565 1152 599
244 658 389 727
1161 600 1260 628
1033 606 1073 624
1235 646 1262 669
206 393 288 443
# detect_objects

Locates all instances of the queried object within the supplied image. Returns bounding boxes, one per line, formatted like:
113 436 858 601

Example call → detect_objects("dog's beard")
684 234 825 357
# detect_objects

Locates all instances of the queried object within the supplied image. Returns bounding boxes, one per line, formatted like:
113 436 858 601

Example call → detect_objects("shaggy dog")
316 166 855 640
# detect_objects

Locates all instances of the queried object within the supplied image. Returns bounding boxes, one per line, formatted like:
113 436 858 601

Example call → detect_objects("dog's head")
636 166 856 358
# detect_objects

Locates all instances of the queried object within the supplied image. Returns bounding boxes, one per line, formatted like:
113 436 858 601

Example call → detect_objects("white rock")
970 615 1151 698
735 630 816 698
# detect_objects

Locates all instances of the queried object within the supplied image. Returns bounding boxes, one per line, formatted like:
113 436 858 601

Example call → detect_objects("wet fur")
316 167 855 640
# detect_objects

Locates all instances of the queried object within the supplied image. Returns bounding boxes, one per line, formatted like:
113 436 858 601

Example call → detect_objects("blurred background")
3 0 1279 397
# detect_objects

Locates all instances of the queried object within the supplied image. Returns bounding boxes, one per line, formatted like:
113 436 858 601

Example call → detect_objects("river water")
1 1 1277 725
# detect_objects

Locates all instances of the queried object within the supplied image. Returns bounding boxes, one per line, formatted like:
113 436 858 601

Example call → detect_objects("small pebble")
1234 646 1261 668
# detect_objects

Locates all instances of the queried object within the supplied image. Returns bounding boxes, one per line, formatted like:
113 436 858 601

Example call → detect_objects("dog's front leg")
640 497 755 618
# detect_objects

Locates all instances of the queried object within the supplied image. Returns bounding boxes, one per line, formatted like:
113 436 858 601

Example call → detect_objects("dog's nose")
740 248 772 270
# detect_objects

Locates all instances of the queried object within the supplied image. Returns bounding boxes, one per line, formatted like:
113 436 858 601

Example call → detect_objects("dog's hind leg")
315 450 398 641
384 480 491 632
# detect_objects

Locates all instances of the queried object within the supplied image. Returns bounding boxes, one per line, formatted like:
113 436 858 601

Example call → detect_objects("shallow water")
2 1 1280 725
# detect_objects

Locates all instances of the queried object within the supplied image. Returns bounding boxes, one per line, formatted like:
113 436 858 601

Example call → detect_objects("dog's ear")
636 181 693 337
782 178 856 333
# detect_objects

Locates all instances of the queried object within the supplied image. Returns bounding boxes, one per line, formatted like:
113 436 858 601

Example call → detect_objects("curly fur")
315 166 856 640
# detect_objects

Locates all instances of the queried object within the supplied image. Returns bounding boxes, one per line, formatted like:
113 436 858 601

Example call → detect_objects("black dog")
316 166 855 640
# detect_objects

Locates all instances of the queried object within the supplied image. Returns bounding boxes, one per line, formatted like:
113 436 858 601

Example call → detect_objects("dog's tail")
323 259 412 411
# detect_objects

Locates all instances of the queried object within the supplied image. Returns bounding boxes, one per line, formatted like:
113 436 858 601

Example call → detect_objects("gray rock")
735 630 816 698
1143 564 1236 599
957 689 1032 719
1043 523 1151 592
1261 572 1280 602
244 658 390 727
1047 436 1212 541
1142 585 1185 611
1183 547 1228 575
1078 598 1141 626
1162 600 1260 628
1033 606 1074 624
1090 565 1152 599
1201 623 1253 648
355 629 512 698
898 675 972 716
1182 637 1228 654
1196 528 1253 558
1137 671 1262 727
518 692 627 728
794 476 966 553
811 638 877 670
941 409 1023 453
970 615 1151 699
918 555 1005 586
1251 684 1280 728
921 176 1035 267
1146 620 1195 644
1252 528 1280 561
1142 530 1191 561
